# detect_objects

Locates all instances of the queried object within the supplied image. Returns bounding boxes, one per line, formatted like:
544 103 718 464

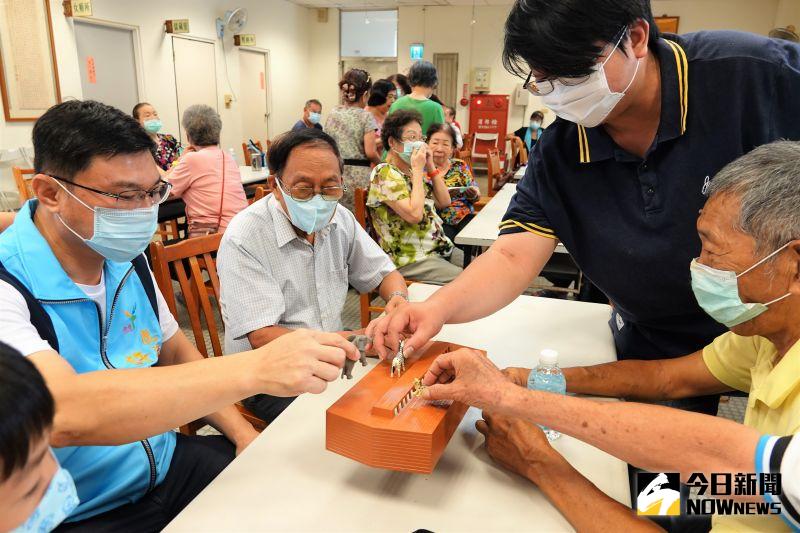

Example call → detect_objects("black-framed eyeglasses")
522 25 628 96
50 175 172 206
278 179 347 202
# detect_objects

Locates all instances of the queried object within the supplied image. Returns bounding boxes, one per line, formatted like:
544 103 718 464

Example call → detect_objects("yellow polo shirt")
703 332 800 531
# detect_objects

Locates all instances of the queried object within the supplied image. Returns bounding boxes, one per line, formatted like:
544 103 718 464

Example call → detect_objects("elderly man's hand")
502 367 531 388
384 294 408 315
421 348 510 410
476 410 557 482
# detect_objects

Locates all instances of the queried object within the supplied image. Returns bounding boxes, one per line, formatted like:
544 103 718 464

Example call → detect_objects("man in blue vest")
0 100 359 530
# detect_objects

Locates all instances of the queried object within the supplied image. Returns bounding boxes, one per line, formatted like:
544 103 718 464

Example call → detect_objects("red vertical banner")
87 56 97 84
259 72 265 90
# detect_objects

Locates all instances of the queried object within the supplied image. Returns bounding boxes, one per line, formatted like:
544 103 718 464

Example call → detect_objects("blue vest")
0 201 176 522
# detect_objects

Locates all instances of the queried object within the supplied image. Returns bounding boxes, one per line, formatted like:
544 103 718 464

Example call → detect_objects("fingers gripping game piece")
390 339 406 377
342 335 369 379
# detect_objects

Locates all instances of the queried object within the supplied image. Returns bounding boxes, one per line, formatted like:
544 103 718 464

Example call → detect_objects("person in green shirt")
389 61 446 134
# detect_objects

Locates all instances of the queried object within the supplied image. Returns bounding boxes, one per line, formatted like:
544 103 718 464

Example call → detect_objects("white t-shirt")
0 270 179 357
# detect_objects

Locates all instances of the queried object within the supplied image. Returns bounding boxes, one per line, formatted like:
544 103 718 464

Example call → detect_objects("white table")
514 164 527 180
455 183 568 258
239 165 269 185
166 284 629 533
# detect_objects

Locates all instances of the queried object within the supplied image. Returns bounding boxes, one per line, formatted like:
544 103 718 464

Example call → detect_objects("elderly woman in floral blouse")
133 102 180 173
367 110 462 285
426 122 480 245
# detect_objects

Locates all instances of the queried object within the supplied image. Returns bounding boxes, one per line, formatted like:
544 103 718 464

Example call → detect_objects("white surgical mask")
530 121 541 130
541 31 640 127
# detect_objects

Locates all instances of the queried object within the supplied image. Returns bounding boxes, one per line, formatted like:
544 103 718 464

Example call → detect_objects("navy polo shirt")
500 31 800 360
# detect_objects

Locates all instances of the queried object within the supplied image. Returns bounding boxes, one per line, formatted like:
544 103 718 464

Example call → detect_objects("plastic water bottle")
527 349 566 441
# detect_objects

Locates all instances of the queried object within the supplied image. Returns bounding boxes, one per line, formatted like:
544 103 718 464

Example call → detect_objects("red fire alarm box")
467 94 509 160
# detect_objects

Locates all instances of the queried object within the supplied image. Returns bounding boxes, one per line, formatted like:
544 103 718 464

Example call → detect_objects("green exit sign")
165 19 190 34
234 34 257 46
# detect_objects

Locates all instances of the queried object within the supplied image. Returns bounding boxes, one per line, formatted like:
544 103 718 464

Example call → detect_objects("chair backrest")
507 135 520 172
354 187 368 230
462 132 474 155
252 185 268 203
486 148 502 196
241 140 264 165
12 167 35 203
149 234 224 358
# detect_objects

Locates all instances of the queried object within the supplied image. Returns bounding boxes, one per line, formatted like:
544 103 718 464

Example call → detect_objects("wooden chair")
12 167 35 203
149 235 267 433
461 132 474 156
241 140 264 165
156 220 181 241
353 188 384 327
486 148 503 197
251 185 269 204
508 135 529 170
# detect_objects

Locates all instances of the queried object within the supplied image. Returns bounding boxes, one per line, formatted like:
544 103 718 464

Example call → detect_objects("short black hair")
367 79 395 107
427 122 457 147
408 60 438 88
268 128 343 177
530 110 544 121
382 109 422 150
0 341 54 481
503 0 660 78
131 102 151 120
305 99 322 109
388 74 411 95
34 100 155 180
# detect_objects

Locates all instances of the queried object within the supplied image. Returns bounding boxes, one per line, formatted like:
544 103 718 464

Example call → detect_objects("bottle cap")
539 349 558 366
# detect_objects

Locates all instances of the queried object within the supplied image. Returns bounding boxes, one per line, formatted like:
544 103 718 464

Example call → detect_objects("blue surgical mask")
276 180 338 234
690 242 792 328
308 112 321 125
530 121 541 130
396 88 402 99
143 119 162 134
12 458 79 533
396 140 426 164
55 181 158 263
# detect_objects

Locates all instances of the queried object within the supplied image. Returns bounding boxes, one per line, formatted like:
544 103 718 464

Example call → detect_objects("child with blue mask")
0 342 79 533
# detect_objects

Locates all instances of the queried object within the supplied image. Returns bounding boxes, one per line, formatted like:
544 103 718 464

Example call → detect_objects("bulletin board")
0 0 61 121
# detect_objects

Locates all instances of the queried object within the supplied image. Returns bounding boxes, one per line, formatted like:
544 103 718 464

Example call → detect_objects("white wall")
774 0 800 28
0 0 314 161
308 8 342 116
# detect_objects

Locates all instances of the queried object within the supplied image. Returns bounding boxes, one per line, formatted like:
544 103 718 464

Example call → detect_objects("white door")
238 49 270 143
75 20 142 114
433 53 458 108
172 36 218 145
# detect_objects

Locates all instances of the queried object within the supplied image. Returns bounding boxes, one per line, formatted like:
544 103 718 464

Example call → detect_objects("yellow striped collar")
577 37 690 164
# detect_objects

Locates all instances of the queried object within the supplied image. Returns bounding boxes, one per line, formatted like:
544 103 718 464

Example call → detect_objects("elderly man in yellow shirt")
416 140 800 532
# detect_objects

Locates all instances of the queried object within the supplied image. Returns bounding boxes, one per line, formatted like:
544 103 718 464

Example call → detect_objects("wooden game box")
326 341 483 474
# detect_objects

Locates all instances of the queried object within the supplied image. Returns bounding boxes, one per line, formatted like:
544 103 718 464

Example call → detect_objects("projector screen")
340 10 398 58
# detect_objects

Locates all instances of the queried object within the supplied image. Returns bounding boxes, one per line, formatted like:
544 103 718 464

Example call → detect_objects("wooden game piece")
326 341 485 474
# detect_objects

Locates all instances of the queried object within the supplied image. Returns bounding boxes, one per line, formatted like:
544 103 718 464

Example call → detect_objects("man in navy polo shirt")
368 0 800 417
